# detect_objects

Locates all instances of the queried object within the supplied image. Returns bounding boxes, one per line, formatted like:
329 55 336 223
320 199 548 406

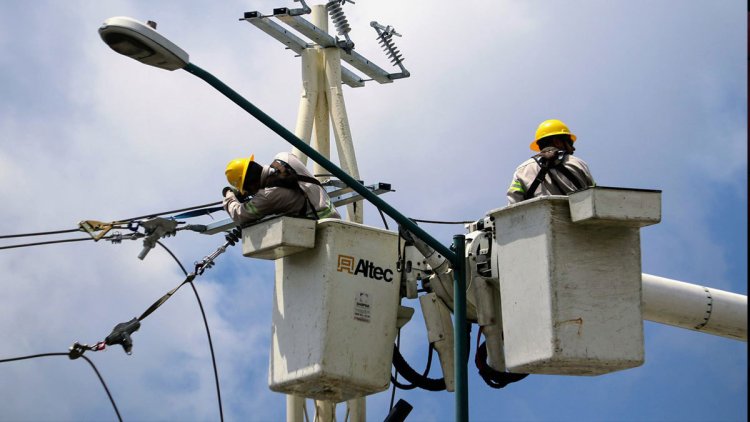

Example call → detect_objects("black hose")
391 345 446 391
475 341 528 389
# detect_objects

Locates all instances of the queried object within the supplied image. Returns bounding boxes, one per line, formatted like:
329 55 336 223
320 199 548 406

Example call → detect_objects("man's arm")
507 174 526 204
223 187 307 225
223 190 265 225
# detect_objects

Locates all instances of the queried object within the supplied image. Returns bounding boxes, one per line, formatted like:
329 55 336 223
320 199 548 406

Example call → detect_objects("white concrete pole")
314 401 335 422
310 6 353 421
289 6 337 422
347 396 366 422
290 47 320 165
324 46 363 223
322 39 368 422
311 51 331 181
642 273 747 341
287 53 313 415
286 395 306 422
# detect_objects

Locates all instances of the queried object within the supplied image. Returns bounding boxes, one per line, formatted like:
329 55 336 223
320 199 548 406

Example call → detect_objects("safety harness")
523 147 585 200
266 159 323 219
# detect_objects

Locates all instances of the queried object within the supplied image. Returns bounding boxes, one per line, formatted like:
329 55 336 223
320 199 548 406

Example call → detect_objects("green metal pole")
452 234 468 422
183 62 457 265
184 62 468 421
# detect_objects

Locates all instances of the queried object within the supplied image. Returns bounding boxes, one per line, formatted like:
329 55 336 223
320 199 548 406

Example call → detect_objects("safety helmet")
530 119 577 151
225 154 254 194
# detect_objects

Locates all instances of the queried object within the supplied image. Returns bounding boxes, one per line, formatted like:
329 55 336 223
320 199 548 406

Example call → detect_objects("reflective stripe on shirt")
509 180 525 193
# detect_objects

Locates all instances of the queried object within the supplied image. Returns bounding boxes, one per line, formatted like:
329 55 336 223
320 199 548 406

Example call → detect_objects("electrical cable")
409 218 473 225
0 200 222 244
379 209 390 230
475 341 528 389
391 344 446 392
1 237 94 250
389 329 400 410
0 352 122 422
0 235 129 251
155 240 224 422
0 228 82 239
100 229 239 358
117 201 222 223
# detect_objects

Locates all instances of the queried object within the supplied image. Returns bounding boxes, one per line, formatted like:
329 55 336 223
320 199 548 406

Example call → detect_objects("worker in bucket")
507 119 595 204
223 151 341 225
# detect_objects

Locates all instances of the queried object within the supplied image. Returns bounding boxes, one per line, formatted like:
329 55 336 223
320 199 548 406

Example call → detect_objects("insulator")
326 0 351 36
378 33 404 66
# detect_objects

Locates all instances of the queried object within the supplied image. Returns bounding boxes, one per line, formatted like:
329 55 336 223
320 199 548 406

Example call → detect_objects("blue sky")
0 1 746 421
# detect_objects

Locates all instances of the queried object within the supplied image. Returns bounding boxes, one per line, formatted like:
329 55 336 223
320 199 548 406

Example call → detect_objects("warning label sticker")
354 292 371 323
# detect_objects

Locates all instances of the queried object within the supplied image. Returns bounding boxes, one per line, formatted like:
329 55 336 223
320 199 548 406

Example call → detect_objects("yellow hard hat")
530 119 577 151
225 154 254 194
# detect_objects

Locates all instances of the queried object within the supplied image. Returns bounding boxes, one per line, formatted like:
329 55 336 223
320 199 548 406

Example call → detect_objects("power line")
0 233 140 251
117 201 222 223
0 200 223 244
0 228 82 239
410 218 474 225
1 237 105 251
0 352 122 422
156 240 224 422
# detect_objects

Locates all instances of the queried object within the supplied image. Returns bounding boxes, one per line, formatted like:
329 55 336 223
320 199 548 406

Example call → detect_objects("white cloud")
0 1 746 421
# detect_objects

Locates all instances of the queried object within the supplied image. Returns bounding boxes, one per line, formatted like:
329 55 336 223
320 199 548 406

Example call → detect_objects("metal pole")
452 234 468 422
183 62 457 265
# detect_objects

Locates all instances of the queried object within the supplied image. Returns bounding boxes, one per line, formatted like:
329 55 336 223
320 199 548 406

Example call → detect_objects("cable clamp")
68 341 106 360
105 318 141 355
138 217 179 260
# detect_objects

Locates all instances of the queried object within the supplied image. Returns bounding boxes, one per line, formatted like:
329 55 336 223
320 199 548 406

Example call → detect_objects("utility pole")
241 2 411 420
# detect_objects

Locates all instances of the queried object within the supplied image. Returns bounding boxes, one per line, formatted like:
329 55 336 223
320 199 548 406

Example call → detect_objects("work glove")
222 186 240 199
534 147 565 168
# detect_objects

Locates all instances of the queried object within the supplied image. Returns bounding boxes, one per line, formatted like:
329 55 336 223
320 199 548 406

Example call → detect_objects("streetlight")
98 16 468 422
99 17 188 71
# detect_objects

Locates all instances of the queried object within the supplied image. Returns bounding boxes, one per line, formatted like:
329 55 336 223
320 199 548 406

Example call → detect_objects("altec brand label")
337 254 394 282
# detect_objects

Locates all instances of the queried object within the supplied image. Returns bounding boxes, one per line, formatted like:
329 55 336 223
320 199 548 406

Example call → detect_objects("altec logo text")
337 254 394 282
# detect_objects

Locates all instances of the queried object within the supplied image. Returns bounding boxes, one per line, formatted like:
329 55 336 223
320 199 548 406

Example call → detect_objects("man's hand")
534 146 565 168
223 186 240 199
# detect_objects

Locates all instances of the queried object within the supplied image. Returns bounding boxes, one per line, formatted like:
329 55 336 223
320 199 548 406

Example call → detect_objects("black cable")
379 209 390 230
1 237 99 251
409 218 473 225
0 200 222 242
157 240 189 275
0 233 137 251
422 343 435 377
475 341 528 389
0 228 81 239
156 241 224 422
391 345 446 392
389 329 400 410
0 352 122 422
118 201 222 223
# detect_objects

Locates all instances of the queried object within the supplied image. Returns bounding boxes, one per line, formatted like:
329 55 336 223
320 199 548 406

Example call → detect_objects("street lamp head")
99 16 189 71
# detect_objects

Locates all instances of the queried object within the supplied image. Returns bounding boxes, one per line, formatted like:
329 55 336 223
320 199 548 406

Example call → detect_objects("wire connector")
138 217 179 260
105 318 141 355
68 341 106 360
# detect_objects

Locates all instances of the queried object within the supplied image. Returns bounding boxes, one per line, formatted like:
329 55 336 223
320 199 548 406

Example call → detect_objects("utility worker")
223 151 340 225
507 119 595 204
